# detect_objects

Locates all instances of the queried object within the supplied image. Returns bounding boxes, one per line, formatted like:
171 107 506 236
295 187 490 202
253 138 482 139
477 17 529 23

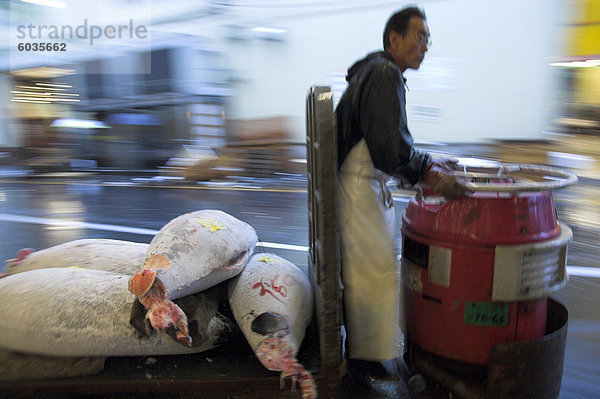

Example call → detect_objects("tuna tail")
281 368 317 399
5 248 34 269
130 270 193 347
255 337 317 399
297 369 318 399
146 300 192 347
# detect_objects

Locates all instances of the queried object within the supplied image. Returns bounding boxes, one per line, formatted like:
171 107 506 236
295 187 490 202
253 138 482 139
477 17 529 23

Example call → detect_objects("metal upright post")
306 85 344 399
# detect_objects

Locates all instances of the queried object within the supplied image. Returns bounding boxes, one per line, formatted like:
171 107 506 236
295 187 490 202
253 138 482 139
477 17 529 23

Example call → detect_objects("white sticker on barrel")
428 246 451 287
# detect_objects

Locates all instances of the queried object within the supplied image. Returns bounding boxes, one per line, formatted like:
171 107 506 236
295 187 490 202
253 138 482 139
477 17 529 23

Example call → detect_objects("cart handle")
450 162 578 193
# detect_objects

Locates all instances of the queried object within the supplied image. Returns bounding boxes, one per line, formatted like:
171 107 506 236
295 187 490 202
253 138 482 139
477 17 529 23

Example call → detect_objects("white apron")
338 139 402 361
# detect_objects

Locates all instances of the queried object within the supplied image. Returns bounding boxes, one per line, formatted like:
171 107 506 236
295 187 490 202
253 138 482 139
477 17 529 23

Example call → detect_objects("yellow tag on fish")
257 255 278 264
197 219 226 232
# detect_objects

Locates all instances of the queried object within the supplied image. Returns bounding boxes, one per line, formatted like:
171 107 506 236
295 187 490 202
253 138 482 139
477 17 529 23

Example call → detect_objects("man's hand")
430 157 459 172
422 160 472 200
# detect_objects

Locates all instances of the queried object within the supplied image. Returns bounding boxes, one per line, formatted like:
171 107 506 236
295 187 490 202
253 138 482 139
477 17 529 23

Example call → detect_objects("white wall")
225 0 565 144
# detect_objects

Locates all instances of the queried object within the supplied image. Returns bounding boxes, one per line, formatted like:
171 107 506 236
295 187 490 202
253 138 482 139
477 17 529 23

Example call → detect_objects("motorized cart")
402 162 576 399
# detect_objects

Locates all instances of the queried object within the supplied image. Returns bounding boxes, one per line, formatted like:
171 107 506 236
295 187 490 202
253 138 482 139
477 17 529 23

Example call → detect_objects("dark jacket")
335 51 430 185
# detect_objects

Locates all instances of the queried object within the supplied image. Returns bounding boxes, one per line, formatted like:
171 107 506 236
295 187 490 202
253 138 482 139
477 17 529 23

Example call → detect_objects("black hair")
383 6 427 49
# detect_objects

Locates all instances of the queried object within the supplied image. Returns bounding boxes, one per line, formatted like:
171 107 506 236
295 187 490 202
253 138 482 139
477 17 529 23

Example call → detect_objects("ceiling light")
550 59 600 68
36 83 73 88
16 85 66 91
50 119 109 129
11 99 52 104
10 91 53 96
10 67 75 78
253 27 287 34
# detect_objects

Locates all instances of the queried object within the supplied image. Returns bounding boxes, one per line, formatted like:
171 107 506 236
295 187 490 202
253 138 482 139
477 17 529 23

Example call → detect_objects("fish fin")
187 320 203 347
212 312 241 346
224 250 251 270
165 317 204 348
297 369 317 399
130 298 154 338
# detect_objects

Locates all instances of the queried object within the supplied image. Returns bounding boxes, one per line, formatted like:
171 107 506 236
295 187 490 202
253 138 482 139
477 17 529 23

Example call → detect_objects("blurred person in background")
335 6 469 380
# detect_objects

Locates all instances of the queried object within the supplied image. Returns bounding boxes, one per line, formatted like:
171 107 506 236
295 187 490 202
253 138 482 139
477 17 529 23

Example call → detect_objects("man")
336 6 469 379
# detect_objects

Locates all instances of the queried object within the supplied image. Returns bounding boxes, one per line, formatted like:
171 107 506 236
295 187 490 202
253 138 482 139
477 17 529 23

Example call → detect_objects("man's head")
383 6 430 72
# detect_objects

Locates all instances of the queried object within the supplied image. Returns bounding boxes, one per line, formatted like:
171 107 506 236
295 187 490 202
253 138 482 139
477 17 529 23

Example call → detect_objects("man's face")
388 17 430 72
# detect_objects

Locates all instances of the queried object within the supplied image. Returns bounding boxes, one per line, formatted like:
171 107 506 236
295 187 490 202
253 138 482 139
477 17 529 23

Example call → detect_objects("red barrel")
402 190 570 365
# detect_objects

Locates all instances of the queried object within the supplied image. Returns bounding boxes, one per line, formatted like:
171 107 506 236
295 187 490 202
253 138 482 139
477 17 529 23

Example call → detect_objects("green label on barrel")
464 301 508 327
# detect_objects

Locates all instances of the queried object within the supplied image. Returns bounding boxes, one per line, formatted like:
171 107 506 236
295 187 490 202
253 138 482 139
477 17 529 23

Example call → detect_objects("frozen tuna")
228 253 316 399
0 268 236 357
128 210 257 346
3 239 148 276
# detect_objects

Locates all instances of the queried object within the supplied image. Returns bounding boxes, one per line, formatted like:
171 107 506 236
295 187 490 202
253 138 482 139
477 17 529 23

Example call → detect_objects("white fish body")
0 349 105 381
142 210 257 300
228 253 312 352
128 210 257 346
0 268 233 357
4 239 148 276
228 253 316 398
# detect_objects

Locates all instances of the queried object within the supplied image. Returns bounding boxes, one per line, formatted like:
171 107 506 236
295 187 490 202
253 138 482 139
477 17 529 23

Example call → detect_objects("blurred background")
0 0 598 180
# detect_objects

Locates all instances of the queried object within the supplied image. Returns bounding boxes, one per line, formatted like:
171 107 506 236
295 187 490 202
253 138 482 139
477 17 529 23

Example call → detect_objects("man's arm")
358 64 430 185
359 64 470 198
